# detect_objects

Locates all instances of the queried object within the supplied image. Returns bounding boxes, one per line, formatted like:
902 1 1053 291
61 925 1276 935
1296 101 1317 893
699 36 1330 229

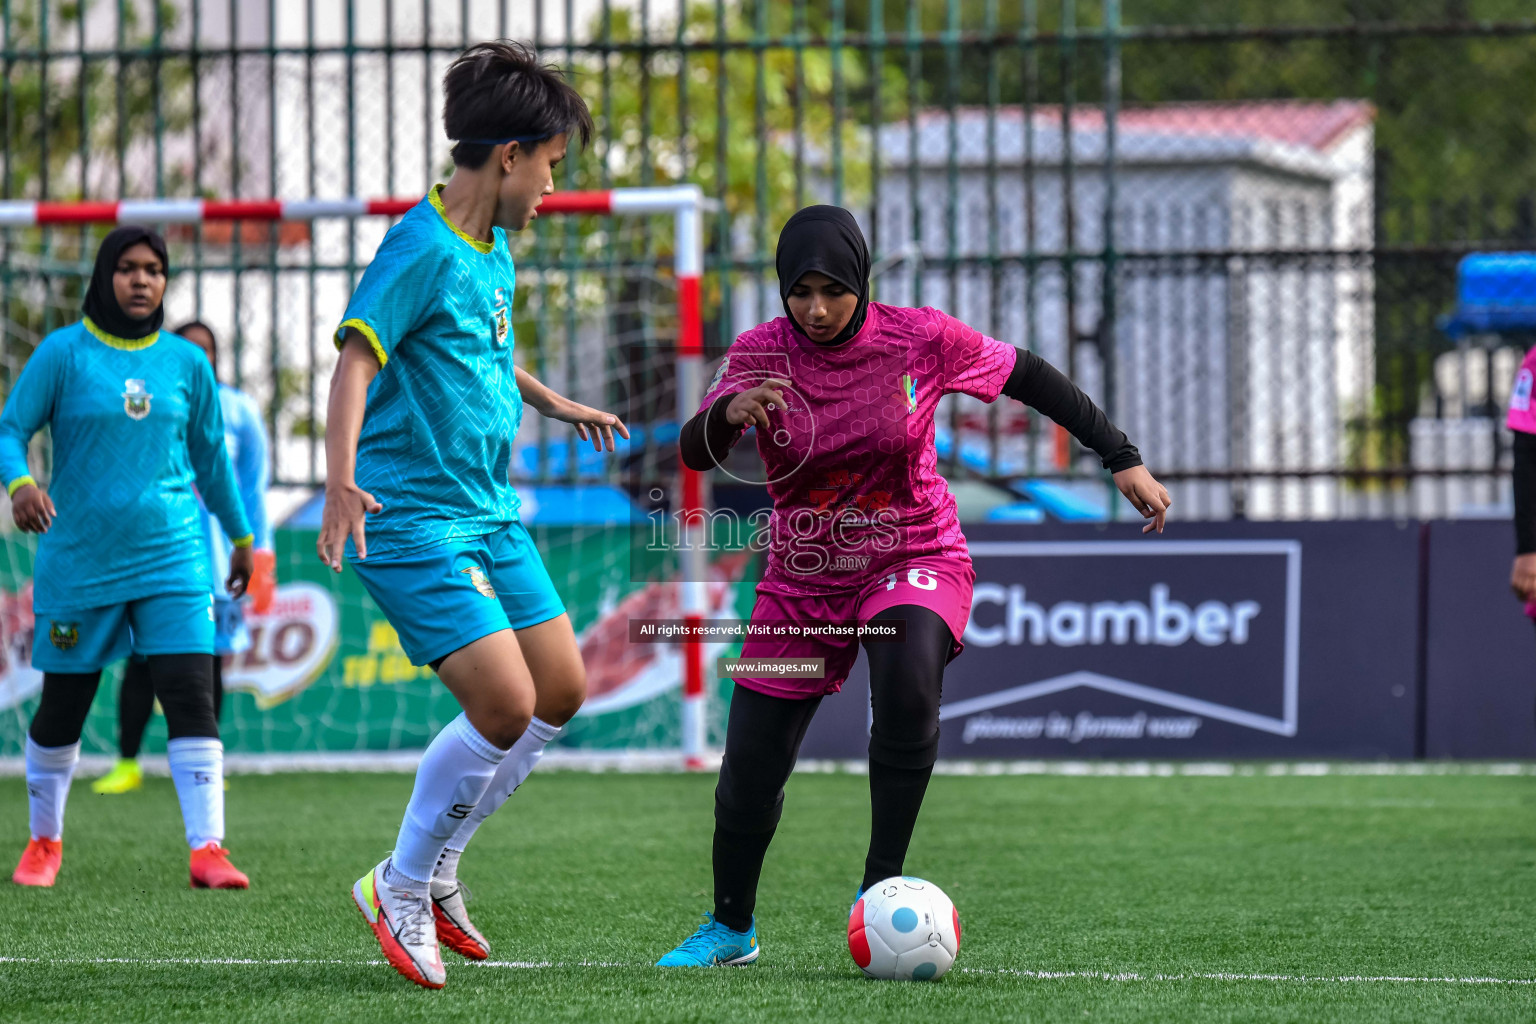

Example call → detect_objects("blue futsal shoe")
655 913 760 966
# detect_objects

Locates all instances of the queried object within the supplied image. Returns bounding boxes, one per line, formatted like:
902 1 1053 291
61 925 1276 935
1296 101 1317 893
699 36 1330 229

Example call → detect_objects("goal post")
0 187 713 767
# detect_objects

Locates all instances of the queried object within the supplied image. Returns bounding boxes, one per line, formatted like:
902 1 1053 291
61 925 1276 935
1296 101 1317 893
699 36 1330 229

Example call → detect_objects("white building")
782 101 1377 519
49 0 658 492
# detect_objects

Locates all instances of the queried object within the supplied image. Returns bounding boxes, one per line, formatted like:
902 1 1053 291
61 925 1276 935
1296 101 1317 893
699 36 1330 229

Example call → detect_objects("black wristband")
678 392 745 471
1001 348 1143 472
1514 431 1536 555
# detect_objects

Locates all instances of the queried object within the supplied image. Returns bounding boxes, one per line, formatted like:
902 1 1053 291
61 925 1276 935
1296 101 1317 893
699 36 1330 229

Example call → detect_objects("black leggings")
29 653 219 750
118 656 225 759
711 604 952 932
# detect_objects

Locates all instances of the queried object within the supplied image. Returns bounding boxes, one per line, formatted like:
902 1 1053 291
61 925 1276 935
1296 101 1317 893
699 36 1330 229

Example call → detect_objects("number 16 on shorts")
884 567 940 591
855 557 975 652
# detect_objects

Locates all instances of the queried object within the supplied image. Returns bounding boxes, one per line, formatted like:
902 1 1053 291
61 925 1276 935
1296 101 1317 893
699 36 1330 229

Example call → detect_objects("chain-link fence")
2 0 1533 521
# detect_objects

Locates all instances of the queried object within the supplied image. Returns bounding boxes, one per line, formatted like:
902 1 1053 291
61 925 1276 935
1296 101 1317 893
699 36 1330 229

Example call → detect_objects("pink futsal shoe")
12 837 62 887
190 842 251 889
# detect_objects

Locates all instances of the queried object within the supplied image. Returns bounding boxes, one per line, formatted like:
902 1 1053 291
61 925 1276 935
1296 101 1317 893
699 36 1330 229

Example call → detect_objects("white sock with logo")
167 736 225 848
391 713 508 889
434 716 563 888
25 737 79 841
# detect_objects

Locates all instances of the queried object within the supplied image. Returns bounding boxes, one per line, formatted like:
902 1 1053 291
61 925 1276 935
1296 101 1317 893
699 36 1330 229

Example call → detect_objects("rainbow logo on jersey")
900 374 918 414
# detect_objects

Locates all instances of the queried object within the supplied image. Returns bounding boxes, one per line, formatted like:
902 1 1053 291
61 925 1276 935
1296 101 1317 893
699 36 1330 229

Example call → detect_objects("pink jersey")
697 302 1017 595
1509 344 1536 436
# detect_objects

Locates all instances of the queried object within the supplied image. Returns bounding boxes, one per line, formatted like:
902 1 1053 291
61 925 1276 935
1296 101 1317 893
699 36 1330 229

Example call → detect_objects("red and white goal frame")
0 186 714 768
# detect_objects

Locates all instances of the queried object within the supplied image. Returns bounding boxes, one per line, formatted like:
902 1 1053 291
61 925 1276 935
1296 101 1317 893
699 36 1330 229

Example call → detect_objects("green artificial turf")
1 769 1535 1023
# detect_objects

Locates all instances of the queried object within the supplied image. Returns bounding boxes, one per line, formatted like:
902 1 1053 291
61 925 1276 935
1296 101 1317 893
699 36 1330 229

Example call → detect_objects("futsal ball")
847 876 960 980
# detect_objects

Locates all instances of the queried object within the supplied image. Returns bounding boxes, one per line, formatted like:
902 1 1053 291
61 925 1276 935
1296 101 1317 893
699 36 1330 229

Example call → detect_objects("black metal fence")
2 1 1533 520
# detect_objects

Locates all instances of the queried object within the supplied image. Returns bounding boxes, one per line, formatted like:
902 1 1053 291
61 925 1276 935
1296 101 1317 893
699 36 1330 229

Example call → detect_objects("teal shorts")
350 521 566 667
32 591 215 673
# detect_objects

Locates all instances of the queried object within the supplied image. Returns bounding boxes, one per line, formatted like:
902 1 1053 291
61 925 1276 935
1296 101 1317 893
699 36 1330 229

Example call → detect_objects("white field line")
958 967 1536 986
0 957 1533 986
2 755 1536 778
801 760 1536 778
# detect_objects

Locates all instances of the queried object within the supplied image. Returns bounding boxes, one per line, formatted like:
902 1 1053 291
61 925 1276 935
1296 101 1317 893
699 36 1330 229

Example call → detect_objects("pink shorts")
734 556 976 699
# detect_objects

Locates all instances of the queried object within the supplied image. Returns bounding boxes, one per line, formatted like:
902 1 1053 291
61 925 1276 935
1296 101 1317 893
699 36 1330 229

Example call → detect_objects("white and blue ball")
847 876 960 980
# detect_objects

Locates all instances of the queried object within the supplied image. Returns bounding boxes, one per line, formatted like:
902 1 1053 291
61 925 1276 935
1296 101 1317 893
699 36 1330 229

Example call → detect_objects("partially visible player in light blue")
193 320 274 648
321 41 625 989
2 226 255 891
96 320 275 797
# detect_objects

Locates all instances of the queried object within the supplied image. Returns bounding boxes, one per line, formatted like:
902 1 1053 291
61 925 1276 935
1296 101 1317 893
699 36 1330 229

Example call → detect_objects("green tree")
511 0 909 378
567 2 906 239
821 0 1536 211
1 1 193 386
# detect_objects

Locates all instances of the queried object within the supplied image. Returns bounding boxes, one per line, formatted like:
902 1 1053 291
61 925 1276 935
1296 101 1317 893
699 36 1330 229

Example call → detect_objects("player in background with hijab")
3 227 254 889
657 206 1171 966
93 320 275 795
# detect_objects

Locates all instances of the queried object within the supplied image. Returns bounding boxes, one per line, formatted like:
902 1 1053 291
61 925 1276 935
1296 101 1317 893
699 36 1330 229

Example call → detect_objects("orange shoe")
12 838 62 887
431 879 490 960
190 842 250 889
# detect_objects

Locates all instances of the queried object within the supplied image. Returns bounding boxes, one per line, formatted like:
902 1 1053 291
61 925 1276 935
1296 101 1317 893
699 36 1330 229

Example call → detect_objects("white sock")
435 716 563 888
24 737 79 841
392 713 508 886
433 847 464 890
167 737 225 849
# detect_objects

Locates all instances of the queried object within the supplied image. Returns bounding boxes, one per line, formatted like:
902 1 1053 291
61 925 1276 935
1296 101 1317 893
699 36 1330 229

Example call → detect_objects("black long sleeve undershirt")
678 391 745 472
677 346 1143 474
1001 348 1142 473
1514 431 1536 555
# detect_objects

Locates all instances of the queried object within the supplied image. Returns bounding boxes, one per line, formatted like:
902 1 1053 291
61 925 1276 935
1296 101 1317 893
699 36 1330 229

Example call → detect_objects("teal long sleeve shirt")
0 319 253 614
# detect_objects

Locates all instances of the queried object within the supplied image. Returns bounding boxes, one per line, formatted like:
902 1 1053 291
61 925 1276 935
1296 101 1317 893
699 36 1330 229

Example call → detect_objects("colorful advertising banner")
0 519 1525 760
0 526 756 757
801 522 1428 760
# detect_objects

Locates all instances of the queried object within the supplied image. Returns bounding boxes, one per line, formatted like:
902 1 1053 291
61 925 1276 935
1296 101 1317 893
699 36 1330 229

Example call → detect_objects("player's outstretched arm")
513 365 630 452
1001 348 1171 534
318 330 384 570
0 339 61 533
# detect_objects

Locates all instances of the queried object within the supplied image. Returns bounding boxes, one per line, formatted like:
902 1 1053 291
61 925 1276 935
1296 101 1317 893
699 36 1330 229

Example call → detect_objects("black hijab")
775 205 870 345
82 225 169 340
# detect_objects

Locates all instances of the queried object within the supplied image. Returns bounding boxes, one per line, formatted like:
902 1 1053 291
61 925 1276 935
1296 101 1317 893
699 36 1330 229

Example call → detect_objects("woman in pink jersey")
656 206 1171 967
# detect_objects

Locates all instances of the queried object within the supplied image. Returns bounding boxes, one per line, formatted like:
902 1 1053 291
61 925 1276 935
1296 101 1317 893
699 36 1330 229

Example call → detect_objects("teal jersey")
335 185 522 559
0 319 253 614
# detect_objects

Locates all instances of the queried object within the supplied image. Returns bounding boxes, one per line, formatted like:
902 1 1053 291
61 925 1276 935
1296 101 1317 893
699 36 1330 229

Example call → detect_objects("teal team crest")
48 621 79 650
493 287 509 346
122 379 152 420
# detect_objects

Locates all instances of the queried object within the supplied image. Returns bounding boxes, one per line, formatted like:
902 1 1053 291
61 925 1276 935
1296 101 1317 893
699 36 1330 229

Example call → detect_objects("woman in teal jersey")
321 41 623 990
96 319 277 797
1 226 256 891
